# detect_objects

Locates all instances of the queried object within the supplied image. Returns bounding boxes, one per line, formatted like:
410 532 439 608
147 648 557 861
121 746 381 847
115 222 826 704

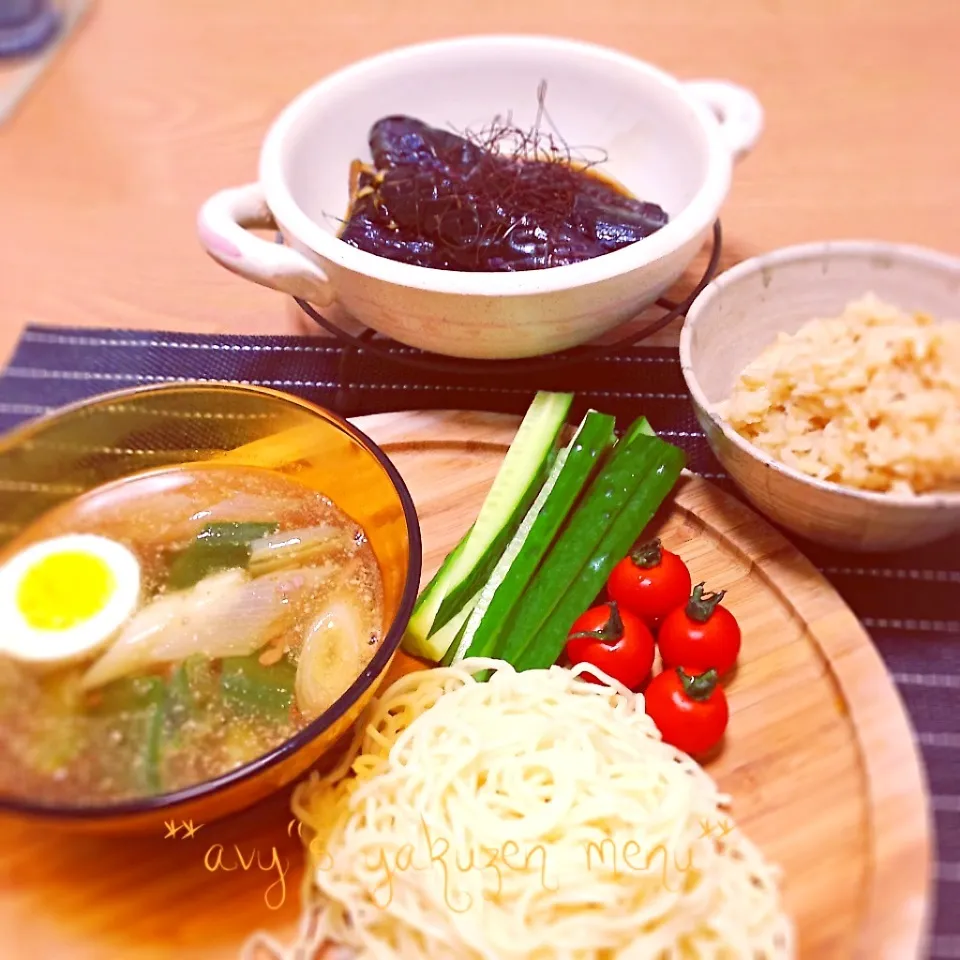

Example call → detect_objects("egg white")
0 534 142 665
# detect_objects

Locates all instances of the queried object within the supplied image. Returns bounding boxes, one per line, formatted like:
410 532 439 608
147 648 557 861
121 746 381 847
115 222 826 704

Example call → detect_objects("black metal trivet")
292 220 721 377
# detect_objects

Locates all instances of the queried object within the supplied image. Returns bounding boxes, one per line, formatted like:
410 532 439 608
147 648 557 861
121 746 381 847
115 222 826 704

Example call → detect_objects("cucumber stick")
623 415 655 443
410 533 474 667
439 616 469 667
427 590 479 665
402 391 573 661
514 439 685 671
411 526 472 625
449 410 616 664
429 392 573 629
494 426 684 668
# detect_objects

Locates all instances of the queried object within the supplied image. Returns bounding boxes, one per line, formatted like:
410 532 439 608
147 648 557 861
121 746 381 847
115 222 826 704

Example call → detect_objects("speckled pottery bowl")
680 241 960 552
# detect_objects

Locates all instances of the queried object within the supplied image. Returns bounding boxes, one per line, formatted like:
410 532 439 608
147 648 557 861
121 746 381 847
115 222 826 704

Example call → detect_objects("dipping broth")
0 464 384 806
339 115 669 272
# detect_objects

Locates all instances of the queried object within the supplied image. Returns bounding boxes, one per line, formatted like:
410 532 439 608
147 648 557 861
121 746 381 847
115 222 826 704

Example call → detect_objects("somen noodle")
248 659 794 959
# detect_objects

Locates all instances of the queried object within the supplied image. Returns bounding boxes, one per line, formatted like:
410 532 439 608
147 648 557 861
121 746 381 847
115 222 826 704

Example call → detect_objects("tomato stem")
686 582 725 622
628 538 663 568
568 601 624 645
677 666 719 701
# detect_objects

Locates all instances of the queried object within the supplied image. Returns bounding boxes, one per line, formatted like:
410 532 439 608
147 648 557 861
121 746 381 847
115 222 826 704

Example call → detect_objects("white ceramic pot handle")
197 183 334 305
685 80 764 163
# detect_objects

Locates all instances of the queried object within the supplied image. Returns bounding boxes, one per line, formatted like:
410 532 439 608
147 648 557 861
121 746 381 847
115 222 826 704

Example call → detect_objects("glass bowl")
0 383 421 832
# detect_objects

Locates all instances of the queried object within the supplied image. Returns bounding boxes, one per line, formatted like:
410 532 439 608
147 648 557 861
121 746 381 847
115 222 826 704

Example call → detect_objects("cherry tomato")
644 666 729 756
658 583 741 677
606 538 692 630
564 601 655 690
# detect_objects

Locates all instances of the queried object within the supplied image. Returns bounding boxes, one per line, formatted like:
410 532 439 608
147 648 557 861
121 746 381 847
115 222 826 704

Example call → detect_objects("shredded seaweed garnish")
336 83 669 272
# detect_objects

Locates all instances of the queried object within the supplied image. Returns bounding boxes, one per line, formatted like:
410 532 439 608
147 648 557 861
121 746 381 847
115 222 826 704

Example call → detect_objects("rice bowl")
680 240 960 552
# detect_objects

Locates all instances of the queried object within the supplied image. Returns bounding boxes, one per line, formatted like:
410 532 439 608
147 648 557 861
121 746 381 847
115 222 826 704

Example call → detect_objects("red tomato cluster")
563 539 741 758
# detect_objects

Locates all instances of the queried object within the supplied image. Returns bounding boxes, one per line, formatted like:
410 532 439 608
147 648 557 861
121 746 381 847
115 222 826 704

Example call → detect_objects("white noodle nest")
249 660 795 960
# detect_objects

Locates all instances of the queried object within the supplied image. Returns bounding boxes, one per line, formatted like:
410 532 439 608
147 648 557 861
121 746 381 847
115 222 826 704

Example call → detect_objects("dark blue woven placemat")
1 325 957 956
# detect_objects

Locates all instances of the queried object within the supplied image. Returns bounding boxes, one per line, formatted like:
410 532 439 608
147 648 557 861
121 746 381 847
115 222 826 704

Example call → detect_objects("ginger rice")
717 294 960 495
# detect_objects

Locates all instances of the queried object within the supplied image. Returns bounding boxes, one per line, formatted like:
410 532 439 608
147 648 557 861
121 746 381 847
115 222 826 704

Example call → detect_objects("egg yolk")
15 550 117 631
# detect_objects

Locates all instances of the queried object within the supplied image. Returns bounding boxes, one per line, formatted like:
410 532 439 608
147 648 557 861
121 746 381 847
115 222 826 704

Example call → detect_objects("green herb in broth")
166 655 217 713
85 676 168 794
166 521 279 590
142 701 165 793
221 654 297 721
166 662 192 722
165 655 218 749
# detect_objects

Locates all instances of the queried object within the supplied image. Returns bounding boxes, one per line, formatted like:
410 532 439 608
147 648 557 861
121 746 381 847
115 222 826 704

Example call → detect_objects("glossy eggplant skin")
339 116 669 272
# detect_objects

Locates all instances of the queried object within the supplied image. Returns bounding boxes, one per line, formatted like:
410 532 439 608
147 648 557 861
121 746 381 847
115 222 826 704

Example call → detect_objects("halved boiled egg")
0 534 141 665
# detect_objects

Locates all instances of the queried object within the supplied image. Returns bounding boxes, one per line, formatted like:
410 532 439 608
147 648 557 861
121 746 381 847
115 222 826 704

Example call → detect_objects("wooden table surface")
1 0 958 366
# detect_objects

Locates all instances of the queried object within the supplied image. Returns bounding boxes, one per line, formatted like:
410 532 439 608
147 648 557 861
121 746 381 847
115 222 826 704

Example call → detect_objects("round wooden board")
0 410 931 960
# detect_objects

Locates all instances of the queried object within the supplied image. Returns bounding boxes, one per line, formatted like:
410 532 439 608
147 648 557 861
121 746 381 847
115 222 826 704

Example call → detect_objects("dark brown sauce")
338 115 669 272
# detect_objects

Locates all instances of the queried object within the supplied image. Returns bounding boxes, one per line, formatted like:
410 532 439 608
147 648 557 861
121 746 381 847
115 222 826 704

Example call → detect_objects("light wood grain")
1 0 959 364
0 410 931 960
